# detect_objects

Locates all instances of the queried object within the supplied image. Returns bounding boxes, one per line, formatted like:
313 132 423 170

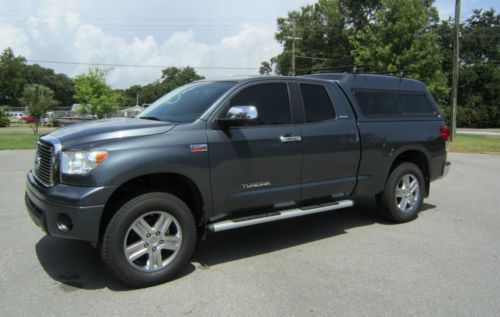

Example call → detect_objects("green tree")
268 0 380 75
20 84 56 134
74 67 119 118
161 66 204 89
437 9 499 127
26 64 74 107
0 48 26 108
350 0 448 103
259 61 273 75
121 66 204 107
0 105 11 127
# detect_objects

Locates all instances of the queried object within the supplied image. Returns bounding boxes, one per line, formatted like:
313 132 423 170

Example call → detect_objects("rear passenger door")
297 82 360 200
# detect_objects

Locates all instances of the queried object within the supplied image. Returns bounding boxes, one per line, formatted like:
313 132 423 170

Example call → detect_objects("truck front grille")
34 141 54 187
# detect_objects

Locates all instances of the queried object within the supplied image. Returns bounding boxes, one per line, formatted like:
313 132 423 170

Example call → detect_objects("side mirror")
217 105 258 128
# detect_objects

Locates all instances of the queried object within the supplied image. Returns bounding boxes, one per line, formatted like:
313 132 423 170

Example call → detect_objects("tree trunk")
32 117 39 135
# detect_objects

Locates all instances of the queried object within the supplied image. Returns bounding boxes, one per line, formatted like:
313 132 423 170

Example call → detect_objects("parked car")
9 112 24 120
21 115 34 123
25 73 450 287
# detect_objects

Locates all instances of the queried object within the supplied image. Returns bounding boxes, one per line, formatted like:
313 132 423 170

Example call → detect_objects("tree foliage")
121 67 204 108
269 0 380 75
0 48 74 109
26 64 74 107
350 0 448 102
438 9 500 127
0 48 26 108
259 61 272 75
20 84 56 134
73 67 119 118
0 105 10 127
266 2 499 128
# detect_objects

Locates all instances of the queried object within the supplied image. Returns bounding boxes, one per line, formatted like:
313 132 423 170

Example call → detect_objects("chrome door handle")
280 135 302 143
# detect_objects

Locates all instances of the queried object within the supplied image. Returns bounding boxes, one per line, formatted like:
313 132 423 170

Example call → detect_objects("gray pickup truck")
25 73 450 287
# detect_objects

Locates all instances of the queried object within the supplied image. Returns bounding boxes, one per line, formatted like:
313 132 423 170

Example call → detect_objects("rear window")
396 94 435 114
355 91 401 116
354 91 435 116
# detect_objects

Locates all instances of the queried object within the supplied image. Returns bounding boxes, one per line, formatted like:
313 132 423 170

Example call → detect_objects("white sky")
0 0 497 88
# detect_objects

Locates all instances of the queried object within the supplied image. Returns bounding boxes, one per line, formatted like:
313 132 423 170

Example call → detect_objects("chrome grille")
34 141 54 186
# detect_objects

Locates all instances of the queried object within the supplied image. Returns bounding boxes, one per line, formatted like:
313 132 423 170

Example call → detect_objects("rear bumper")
25 171 115 243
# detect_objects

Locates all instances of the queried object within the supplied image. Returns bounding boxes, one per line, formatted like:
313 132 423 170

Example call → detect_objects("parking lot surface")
0 151 499 316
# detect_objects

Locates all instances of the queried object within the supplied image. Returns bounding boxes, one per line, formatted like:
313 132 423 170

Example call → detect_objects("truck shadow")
35 198 435 291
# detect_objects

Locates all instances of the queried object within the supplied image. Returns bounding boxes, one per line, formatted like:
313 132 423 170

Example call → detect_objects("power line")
0 23 272 32
26 59 261 70
0 21 272 28
0 14 278 21
25 58 374 74
296 56 332 61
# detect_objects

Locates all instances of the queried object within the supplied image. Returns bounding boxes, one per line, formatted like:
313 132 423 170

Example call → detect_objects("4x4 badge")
190 144 208 152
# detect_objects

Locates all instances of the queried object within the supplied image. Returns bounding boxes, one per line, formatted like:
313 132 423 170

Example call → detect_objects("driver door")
208 82 302 217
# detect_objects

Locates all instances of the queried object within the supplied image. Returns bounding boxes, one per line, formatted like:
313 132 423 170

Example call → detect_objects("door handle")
280 135 302 143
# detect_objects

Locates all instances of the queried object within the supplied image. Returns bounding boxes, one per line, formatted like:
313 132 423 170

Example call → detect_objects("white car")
8 112 24 120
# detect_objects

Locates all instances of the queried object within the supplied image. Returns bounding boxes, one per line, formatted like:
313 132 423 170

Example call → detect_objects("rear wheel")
100 192 196 287
379 162 424 223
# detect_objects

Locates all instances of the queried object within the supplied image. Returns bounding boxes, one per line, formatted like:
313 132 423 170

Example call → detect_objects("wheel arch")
387 148 431 197
99 172 206 243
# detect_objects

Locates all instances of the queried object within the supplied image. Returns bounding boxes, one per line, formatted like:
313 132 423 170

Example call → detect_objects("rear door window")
300 84 336 123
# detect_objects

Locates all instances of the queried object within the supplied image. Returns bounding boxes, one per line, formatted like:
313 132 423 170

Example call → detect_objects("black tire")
100 192 196 288
378 162 425 223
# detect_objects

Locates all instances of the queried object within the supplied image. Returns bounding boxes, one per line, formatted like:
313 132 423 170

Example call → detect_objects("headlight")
61 150 108 175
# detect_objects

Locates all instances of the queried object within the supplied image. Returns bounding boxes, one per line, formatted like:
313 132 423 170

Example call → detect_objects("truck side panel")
354 120 447 196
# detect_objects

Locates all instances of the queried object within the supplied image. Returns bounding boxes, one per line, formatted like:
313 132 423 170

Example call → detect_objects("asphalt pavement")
0 151 499 316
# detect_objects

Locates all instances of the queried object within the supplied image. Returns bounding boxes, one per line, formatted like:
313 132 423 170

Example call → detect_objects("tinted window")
355 91 401 116
229 83 290 125
139 81 236 123
396 94 435 114
300 84 336 123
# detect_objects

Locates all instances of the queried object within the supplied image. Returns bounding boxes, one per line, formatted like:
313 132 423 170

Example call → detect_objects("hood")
48 117 175 148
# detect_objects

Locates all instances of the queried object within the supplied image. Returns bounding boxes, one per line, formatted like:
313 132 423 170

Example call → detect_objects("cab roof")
207 73 428 93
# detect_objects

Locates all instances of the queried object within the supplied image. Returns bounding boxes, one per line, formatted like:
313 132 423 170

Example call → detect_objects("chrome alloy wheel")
395 174 420 213
123 211 182 272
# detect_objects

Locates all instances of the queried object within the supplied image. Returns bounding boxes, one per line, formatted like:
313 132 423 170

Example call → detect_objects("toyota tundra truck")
25 73 451 287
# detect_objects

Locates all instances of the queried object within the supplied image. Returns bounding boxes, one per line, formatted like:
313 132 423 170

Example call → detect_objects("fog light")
56 213 73 232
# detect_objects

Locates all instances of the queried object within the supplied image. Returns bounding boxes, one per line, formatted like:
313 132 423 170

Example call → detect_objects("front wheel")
378 162 425 223
100 192 196 287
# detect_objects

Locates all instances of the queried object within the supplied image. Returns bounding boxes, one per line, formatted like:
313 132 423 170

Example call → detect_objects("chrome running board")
208 200 354 232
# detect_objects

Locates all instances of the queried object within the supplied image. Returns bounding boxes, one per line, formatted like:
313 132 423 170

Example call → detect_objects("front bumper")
25 171 115 243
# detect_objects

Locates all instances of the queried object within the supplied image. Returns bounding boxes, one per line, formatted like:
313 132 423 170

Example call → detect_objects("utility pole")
286 19 301 76
291 22 296 76
451 0 461 141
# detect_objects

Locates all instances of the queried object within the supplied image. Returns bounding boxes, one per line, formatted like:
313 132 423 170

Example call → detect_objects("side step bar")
208 200 354 232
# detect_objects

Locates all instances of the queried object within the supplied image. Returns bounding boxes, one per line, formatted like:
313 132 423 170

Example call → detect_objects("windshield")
138 81 236 123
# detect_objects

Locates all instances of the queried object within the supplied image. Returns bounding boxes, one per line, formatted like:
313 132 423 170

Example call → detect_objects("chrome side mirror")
217 105 258 128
